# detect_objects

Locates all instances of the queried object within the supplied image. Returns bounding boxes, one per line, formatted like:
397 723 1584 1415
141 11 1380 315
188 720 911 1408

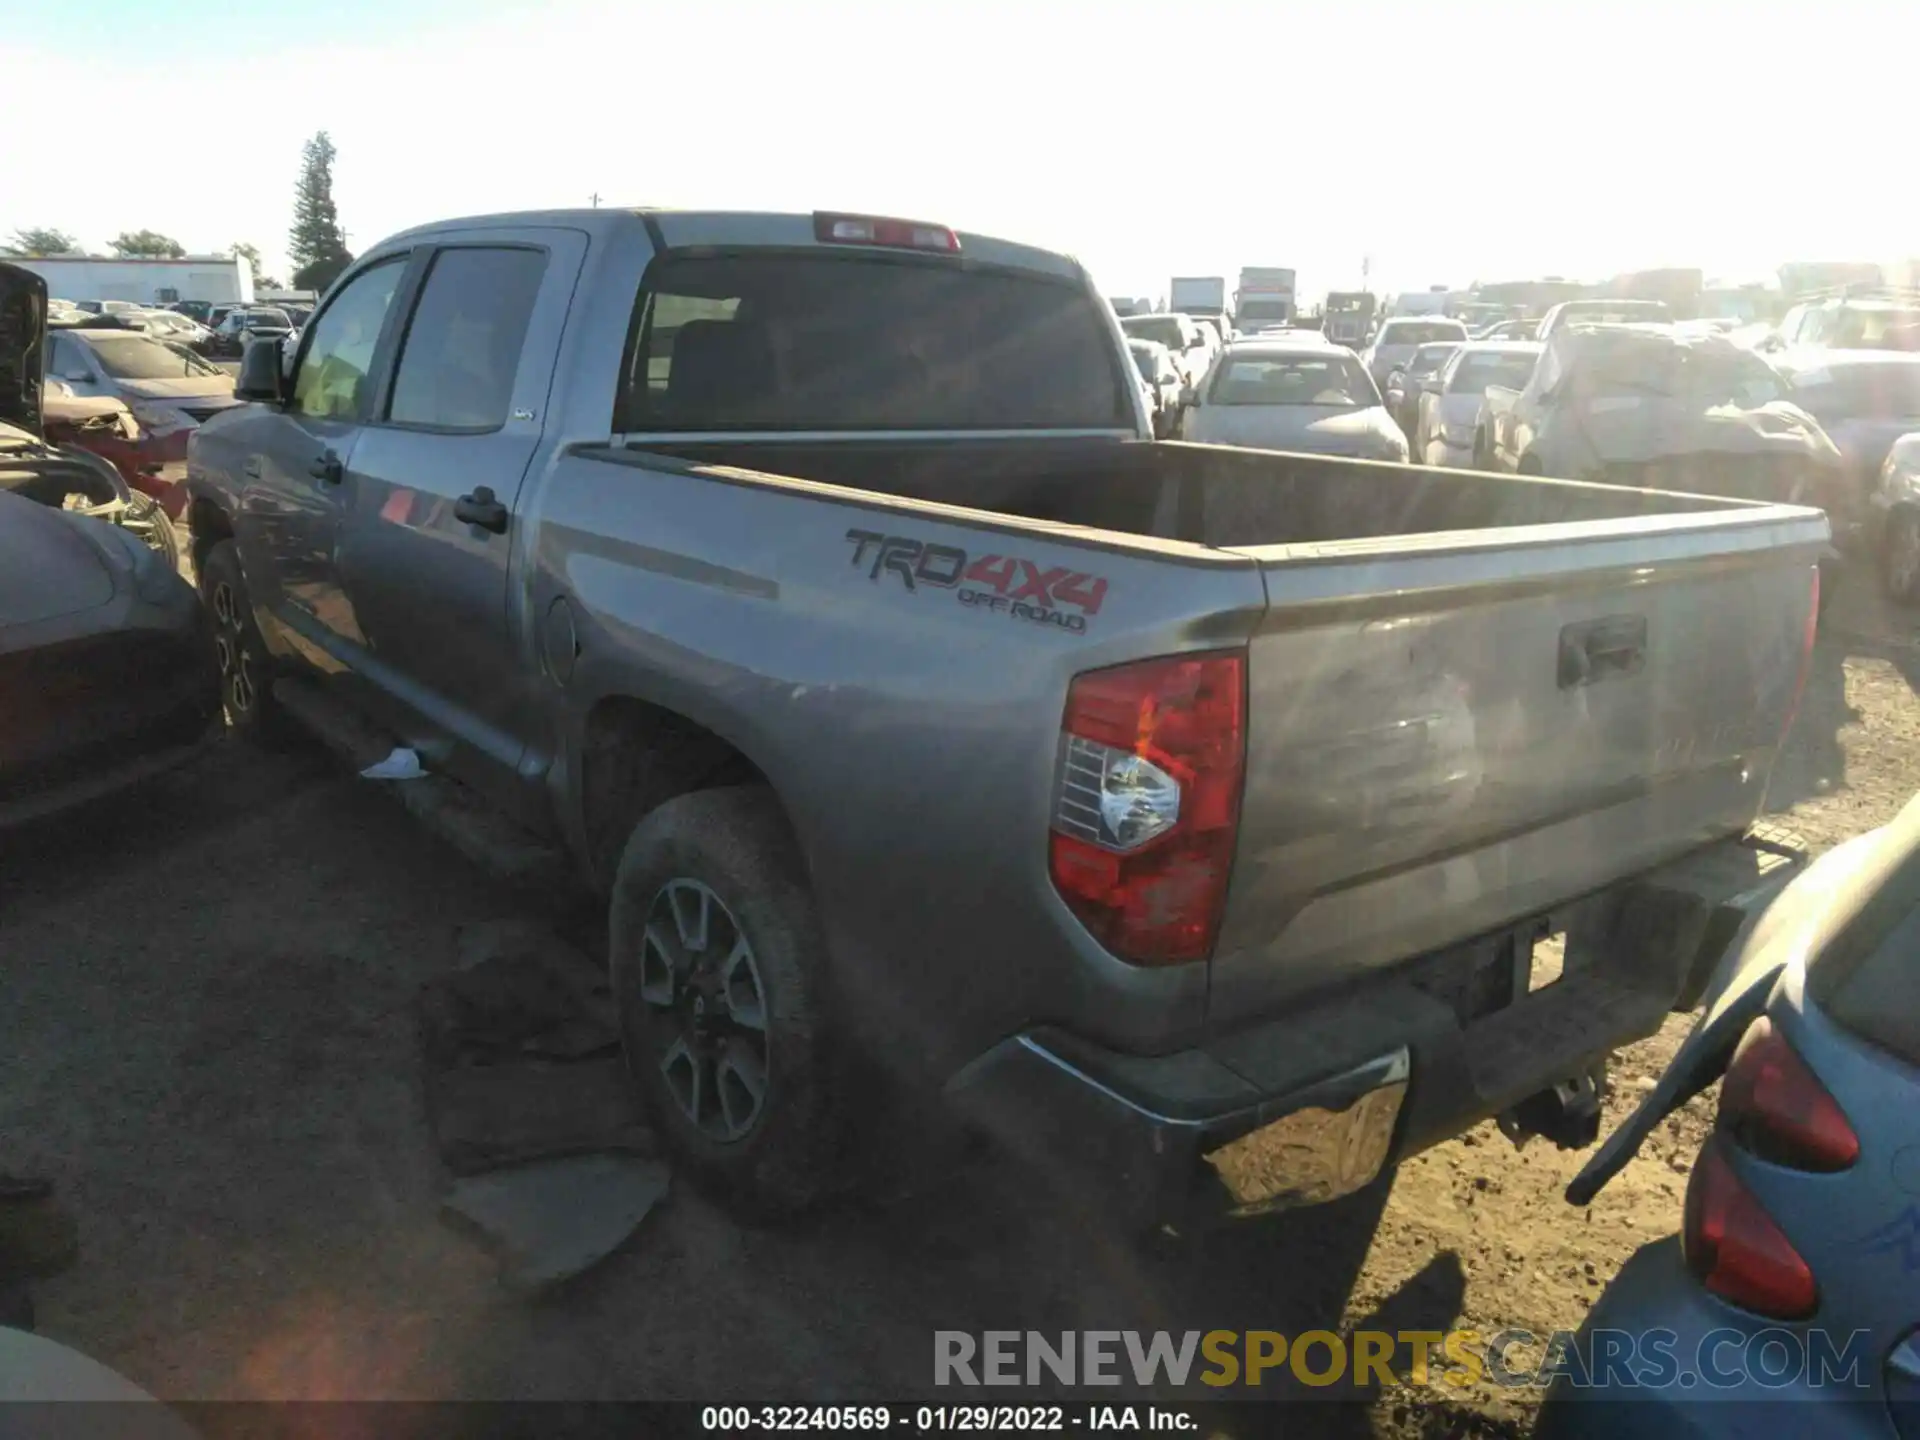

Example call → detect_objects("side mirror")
236 335 288 404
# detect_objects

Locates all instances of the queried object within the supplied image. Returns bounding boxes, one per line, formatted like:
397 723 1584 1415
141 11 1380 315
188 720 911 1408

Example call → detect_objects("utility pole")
589 192 602 208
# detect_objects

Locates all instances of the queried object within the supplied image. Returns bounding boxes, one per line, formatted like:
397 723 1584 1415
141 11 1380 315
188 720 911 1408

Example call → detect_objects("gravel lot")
6 563 1917 1436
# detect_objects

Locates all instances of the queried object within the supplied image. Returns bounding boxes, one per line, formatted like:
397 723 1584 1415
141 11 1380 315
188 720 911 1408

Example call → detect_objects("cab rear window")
616 252 1130 433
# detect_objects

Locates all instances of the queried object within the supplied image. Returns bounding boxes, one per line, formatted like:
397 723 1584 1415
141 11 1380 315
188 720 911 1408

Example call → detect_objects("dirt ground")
5 565 1917 1437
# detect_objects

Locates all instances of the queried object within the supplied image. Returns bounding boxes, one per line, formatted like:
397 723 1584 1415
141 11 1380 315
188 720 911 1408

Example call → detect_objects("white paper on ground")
361 746 426 781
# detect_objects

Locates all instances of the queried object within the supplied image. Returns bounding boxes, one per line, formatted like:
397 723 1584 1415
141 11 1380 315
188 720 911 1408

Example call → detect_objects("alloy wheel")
637 878 771 1143
209 579 257 717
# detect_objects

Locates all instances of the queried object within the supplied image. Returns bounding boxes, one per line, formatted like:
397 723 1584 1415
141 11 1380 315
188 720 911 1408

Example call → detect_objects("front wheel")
197 539 284 739
610 787 848 1219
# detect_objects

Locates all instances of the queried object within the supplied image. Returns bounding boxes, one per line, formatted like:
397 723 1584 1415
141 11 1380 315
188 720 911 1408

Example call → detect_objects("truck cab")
1324 291 1377 348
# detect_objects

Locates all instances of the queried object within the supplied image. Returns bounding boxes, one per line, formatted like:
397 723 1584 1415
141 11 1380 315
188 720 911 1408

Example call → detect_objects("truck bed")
581 434 1824 1052
627 434 1739 549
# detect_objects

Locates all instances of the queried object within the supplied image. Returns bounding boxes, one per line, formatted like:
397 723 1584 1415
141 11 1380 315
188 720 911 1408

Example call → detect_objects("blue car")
1536 801 1920 1436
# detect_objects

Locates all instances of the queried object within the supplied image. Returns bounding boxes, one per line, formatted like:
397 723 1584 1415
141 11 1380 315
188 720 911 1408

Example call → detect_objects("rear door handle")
454 485 509 535
308 450 343 484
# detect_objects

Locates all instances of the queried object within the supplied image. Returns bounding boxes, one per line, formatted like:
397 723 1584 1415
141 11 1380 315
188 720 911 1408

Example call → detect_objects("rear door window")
617 253 1130 432
386 247 548 431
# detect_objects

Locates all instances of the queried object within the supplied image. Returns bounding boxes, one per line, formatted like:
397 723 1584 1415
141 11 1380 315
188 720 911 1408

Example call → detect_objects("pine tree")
288 131 353 292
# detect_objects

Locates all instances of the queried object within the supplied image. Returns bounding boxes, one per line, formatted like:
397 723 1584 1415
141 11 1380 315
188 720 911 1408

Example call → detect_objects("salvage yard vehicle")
200 307 294 359
0 267 221 829
1383 339 1460 440
1533 297 1674 343
1778 350 1920 552
1868 431 1920 603
45 323 240 521
1323 290 1376 347
1187 338 1408 460
187 207 1828 1230
1768 287 1920 355
1127 338 1186 438
1477 324 1839 494
1414 340 1540 467
1119 311 1212 387
1359 314 1467 386
1539 794 1920 1438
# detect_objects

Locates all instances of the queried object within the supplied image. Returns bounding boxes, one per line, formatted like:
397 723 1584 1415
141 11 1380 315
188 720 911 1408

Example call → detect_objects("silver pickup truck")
185 208 1829 1230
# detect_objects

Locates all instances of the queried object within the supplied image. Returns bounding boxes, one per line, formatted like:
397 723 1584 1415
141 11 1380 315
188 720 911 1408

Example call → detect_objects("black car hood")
0 490 115 626
0 261 47 438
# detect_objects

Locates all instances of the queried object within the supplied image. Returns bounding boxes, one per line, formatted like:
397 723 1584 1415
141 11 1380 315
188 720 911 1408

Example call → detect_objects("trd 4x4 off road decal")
844 529 1109 634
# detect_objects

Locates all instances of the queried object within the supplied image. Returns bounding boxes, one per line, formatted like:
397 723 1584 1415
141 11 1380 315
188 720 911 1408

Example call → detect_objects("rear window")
1448 351 1538 394
1832 306 1920 349
1558 302 1673 327
1408 345 1459 377
1381 321 1466 347
618 253 1129 432
1208 352 1376 407
1120 315 1191 350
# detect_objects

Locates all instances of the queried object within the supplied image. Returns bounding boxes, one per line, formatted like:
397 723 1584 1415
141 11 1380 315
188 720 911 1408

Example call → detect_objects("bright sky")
3 0 1917 303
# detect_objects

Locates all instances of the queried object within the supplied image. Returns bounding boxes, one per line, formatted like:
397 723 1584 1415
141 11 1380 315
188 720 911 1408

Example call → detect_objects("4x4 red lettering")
963 555 1019 593
1009 562 1070 606
1053 573 1109 616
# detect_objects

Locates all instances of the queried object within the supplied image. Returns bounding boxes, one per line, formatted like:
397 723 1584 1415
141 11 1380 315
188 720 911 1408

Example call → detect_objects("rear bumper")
944 828 1807 1233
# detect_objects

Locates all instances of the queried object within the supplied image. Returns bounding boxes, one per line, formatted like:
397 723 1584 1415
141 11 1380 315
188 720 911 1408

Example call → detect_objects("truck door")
238 254 412 659
330 229 587 810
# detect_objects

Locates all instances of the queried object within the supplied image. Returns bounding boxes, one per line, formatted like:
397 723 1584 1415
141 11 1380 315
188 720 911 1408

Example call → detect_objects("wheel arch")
185 497 234 576
575 691 805 897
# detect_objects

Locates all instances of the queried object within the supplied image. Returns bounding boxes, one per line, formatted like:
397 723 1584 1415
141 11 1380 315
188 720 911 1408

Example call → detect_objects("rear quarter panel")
526 450 1270 1076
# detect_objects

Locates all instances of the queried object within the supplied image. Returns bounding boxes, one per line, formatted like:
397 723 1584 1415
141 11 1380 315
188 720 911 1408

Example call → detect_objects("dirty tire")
198 539 284 742
609 786 846 1220
1883 510 1920 605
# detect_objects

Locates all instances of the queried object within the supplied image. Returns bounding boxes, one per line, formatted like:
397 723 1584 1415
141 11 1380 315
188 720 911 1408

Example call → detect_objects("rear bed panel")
1208 512 1825 1028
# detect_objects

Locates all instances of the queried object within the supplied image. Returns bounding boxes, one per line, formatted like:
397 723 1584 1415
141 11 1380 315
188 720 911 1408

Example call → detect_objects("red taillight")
1048 651 1246 965
1683 1141 1818 1319
1717 1015 1860 1171
813 212 961 254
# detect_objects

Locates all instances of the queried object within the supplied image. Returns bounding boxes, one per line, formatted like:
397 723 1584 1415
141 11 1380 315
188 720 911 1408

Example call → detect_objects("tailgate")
1208 507 1826 1025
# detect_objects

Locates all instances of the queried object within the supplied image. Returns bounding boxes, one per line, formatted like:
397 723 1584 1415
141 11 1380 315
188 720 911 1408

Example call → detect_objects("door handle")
454 485 509 535
308 450 344 484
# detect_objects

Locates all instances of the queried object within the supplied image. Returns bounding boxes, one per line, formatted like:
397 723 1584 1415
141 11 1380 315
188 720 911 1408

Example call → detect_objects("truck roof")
378 208 1086 282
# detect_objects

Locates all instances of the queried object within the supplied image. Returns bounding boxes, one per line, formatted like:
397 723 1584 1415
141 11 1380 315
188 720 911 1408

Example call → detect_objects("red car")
45 323 241 519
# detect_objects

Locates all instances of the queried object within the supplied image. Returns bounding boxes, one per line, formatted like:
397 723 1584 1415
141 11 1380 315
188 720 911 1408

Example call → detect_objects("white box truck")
1235 267 1296 330
1169 276 1227 318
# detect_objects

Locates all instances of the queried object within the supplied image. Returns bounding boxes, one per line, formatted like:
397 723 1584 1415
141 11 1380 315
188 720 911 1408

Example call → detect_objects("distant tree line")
5 130 350 292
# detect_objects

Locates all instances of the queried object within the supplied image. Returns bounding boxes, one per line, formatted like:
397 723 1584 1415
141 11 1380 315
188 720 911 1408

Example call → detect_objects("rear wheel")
610 787 848 1219
1884 510 1920 604
198 540 283 739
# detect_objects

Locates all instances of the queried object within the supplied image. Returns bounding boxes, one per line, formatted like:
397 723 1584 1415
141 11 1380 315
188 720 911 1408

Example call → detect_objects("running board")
271 677 580 897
